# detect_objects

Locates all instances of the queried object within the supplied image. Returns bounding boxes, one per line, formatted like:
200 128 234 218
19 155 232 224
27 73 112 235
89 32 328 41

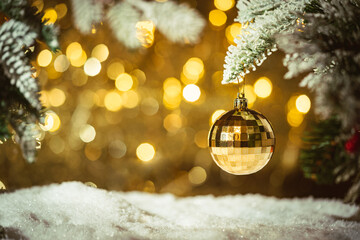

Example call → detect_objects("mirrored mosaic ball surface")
208 109 275 175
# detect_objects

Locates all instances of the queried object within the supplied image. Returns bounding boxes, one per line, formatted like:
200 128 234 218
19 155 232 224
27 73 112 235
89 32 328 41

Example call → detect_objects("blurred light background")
0 0 349 198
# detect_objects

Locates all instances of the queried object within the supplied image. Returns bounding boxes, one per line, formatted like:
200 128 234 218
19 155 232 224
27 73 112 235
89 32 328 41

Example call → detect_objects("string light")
225 23 242 44
107 62 125 80
182 57 204 83
188 166 207 185
54 54 70 72
296 94 311 113
91 44 109 62
254 77 272 98
183 84 201 102
48 88 66 107
40 111 61 132
42 8 57 24
209 9 227 27
136 143 156 162
214 0 235 11
115 73 133 91
84 58 101 76
287 109 304 127
37 49 52 67
79 124 96 143
104 91 122 112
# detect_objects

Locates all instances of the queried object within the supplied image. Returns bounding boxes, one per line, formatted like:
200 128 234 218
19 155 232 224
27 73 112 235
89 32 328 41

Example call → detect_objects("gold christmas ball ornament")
208 94 275 175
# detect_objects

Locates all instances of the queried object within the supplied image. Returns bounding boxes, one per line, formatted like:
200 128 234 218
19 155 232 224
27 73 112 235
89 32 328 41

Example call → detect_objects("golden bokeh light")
67 42 87 67
183 84 201 102
141 97 159 116
164 77 182 97
108 140 127 159
287 95 297 111
136 20 155 48
194 130 209 148
163 113 182 133
0 180 5 189
287 109 304 127
214 0 235 11
66 42 83 61
182 57 204 83
48 88 66 107
54 3 67 19
94 89 107 107
85 182 98 188
42 8 57 24
163 94 181 110
296 94 311 114
104 91 122 112
209 9 227 27
132 69 146 84
254 77 272 98
47 65 62 79
163 77 182 109
188 166 207 185
84 144 102 161
54 54 70 72
226 23 242 44
32 0 44 13
244 85 257 106
72 69 88 86
91 44 109 62
143 180 155 193
115 73 133 91
84 58 101 76
122 90 139 108
210 109 226 125
49 135 65 154
41 111 61 132
79 124 96 143
71 50 87 67
136 143 156 162
107 62 125 80
37 49 52 67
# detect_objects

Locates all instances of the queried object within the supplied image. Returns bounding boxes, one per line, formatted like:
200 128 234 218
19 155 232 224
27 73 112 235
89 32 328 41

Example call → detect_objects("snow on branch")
106 2 142 49
71 0 103 34
0 20 39 110
71 0 205 48
0 0 59 163
222 0 309 84
277 0 360 128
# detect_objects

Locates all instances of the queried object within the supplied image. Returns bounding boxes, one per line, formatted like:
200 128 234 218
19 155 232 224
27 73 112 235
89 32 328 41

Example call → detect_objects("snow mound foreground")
0 182 359 240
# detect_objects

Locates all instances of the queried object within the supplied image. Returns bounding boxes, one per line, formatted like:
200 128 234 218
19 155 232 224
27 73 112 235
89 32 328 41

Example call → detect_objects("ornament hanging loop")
234 92 248 110
235 76 247 110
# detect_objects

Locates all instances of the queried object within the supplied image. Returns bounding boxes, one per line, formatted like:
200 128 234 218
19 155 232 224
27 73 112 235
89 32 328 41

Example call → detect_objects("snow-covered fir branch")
131 0 205 44
0 20 40 110
106 1 143 49
0 0 59 163
222 0 309 84
71 0 103 34
277 0 360 128
276 0 360 202
71 0 205 48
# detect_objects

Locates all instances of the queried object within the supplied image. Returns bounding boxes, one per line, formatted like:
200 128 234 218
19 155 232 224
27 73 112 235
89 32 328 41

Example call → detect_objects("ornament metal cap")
234 93 248 110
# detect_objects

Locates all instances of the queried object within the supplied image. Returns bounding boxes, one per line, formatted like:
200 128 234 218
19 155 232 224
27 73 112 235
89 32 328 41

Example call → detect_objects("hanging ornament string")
236 75 246 99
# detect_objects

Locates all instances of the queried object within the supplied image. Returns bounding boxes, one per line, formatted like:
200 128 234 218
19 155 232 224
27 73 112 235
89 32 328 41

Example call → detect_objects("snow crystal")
0 182 359 239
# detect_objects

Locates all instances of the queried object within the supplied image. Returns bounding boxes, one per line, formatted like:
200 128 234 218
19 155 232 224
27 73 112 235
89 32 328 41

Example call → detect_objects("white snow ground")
0 182 359 240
